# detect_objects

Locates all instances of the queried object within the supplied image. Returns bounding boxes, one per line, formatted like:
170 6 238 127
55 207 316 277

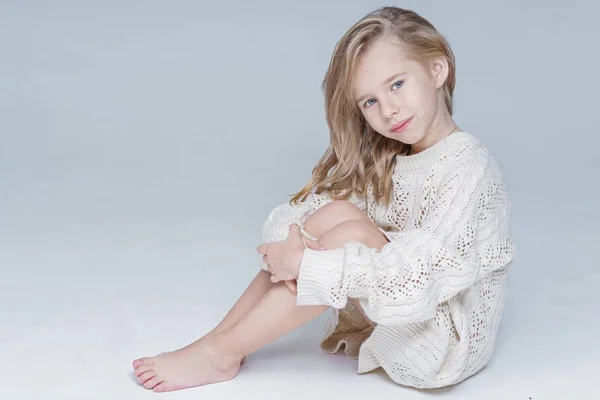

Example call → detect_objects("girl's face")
352 37 453 153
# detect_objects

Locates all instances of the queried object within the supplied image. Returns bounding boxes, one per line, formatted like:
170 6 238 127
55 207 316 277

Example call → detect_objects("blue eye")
362 80 405 109
364 98 376 108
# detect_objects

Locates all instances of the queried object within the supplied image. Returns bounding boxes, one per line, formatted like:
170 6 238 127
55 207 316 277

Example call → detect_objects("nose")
379 98 399 119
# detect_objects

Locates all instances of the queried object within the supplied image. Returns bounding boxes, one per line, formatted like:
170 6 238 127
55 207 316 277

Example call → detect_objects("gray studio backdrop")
0 0 598 398
2 0 597 263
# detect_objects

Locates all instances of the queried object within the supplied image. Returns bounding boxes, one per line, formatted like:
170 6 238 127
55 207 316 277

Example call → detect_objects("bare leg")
211 239 312 335
210 269 275 334
132 201 384 393
188 201 371 338
213 218 388 361
215 282 328 360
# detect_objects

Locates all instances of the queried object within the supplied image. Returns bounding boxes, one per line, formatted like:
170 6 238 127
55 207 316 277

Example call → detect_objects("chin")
388 133 422 146
408 136 426 145
404 130 427 144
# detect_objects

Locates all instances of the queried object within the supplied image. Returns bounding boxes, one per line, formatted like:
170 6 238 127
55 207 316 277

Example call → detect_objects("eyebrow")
355 72 407 104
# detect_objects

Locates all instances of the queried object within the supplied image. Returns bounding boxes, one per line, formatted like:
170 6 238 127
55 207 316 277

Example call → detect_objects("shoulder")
437 133 500 172
433 134 506 189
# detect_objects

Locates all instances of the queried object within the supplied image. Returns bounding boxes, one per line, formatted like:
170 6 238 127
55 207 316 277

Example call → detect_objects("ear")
429 56 449 89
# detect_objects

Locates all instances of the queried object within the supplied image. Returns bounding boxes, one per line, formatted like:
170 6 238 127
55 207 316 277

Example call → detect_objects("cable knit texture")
260 132 516 389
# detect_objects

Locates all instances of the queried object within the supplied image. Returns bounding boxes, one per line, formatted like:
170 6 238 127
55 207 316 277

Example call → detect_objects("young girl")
132 6 516 393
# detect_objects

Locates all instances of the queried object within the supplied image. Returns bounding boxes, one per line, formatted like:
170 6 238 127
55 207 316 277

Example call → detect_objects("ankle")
207 332 246 366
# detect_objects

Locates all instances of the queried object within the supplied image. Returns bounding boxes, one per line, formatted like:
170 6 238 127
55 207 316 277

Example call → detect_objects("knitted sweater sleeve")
262 192 331 244
260 191 367 269
295 148 516 326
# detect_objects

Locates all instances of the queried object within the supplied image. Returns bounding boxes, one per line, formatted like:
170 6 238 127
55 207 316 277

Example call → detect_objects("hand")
282 235 326 295
257 224 326 285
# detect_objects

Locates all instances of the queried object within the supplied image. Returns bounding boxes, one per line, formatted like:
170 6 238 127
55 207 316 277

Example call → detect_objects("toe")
143 376 163 390
133 357 154 369
138 370 156 385
153 382 175 393
134 364 154 377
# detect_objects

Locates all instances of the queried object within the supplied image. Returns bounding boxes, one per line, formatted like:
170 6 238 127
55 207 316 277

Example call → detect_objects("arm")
260 191 366 270
295 151 516 326
261 192 333 244
259 192 329 273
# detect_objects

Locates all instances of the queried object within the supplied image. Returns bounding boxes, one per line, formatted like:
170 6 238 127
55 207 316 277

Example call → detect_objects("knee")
320 220 387 251
317 200 365 223
323 200 363 215
303 200 366 239
331 219 371 239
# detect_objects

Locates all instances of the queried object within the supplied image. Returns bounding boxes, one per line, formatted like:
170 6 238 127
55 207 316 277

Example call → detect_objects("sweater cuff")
296 247 344 306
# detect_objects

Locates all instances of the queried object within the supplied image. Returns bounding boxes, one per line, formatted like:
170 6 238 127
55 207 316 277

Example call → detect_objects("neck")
409 110 457 155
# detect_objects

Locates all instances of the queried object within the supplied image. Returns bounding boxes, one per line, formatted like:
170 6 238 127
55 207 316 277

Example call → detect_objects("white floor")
1 212 597 400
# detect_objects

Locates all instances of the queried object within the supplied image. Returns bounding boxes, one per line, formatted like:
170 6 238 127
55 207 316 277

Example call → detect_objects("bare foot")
132 335 243 393
203 331 248 365
205 331 247 365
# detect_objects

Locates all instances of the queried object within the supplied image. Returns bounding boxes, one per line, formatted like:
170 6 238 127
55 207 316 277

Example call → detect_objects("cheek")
371 115 388 134
363 112 380 129
410 89 436 119
362 113 387 136
407 81 436 111
427 85 440 109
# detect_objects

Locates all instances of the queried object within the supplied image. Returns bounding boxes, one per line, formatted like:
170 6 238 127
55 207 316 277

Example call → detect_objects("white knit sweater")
260 131 516 389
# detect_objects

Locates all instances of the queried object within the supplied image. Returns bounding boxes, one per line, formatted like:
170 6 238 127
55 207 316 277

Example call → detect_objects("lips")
390 117 413 133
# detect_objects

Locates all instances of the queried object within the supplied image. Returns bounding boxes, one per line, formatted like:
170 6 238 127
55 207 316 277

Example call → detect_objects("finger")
284 280 297 295
289 224 300 234
305 239 326 251
305 239 319 250
256 244 268 254
270 274 278 283
284 280 294 294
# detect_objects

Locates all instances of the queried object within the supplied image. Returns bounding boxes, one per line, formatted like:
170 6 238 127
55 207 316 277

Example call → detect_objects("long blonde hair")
289 6 456 207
